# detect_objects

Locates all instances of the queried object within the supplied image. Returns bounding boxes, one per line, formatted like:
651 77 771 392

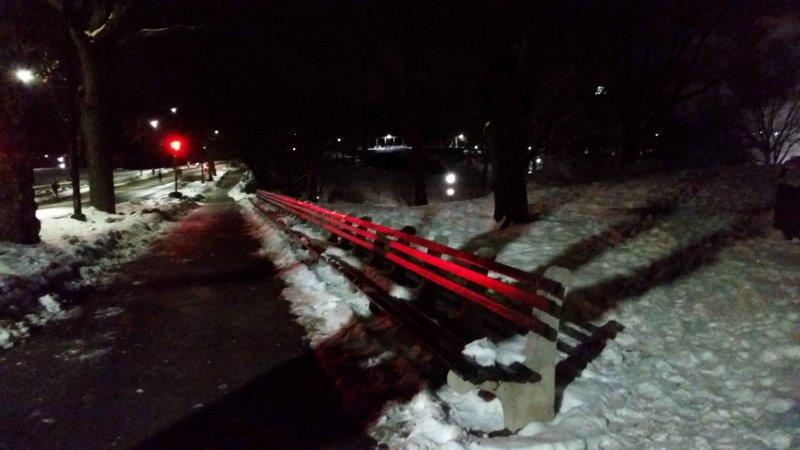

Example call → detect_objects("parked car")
774 157 800 239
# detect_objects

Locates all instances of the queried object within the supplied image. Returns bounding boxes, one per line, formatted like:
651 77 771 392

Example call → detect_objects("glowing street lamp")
170 106 178 114
149 119 159 129
444 172 456 184
214 129 220 136
446 188 455 196
14 68 35 84
457 133 465 140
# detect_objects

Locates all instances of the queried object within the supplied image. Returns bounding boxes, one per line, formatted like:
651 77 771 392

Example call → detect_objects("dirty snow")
243 200 371 346
0 164 236 350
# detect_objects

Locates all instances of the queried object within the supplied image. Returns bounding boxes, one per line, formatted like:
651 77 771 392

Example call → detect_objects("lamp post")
166 137 185 198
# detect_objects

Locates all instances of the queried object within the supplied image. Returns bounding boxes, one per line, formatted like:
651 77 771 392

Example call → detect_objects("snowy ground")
33 166 181 201
0 165 235 350
244 165 799 449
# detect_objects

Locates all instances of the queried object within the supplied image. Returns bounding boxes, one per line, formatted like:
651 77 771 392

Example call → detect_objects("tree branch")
85 0 134 44
117 24 204 45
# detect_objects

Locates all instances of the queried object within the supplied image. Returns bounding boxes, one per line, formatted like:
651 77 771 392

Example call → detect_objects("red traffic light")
170 140 182 152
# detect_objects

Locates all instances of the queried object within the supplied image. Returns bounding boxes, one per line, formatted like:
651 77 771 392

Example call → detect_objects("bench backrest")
257 191 564 340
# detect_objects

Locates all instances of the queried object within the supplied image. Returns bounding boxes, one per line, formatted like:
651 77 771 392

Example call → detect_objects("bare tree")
483 0 588 224
0 0 59 243
45 0 199 213
729 9 800 165
740 87 800 165
601 0 732 163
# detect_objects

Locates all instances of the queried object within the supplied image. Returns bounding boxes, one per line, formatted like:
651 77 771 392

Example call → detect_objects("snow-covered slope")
0 169 235 350
246 165 799 449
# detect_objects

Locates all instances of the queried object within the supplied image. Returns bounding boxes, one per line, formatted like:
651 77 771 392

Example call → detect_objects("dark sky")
46 0 797 165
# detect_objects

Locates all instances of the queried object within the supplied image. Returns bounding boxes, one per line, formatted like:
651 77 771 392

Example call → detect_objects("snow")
463 335 528 368
242 200 371 346
245 164 799 449
0 164 235 350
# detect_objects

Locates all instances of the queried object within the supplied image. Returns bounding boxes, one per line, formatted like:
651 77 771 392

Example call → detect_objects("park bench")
253 191 619 431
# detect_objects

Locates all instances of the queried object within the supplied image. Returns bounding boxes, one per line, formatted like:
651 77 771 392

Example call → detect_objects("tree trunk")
71 31 116 214
0 133 40 244
618 95 642 164
208 159 216 181
491 108 530 225
408 123 428 206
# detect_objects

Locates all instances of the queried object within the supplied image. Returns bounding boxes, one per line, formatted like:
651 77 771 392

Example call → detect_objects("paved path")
0 181 372 449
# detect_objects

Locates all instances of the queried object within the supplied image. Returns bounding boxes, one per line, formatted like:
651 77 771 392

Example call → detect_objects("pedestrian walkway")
0 184 371 449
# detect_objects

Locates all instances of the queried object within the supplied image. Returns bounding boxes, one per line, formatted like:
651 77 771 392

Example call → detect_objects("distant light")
446 188 455 196
337 137 342 142
528 146 532 150
773 131 779 136
292 147 296 151
535 156 542 164
57 156 65 163
385 134 393 139
14 68 35 84
214 129 220 135
457 134 465 140
170 107 178 114
473 145 478 150
202 145 207 149
44 154 49 158
444 172 456 184
149 119 159 129
595 85 606 95
654 132 659 137
58 163 66 169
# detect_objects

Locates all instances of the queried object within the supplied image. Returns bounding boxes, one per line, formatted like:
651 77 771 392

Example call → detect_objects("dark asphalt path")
0 184 372 449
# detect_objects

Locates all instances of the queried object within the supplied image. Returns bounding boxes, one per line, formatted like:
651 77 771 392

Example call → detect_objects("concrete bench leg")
446 266 572 432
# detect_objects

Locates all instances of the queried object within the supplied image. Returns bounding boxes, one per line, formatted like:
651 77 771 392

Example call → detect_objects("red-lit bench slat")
262 192 562 295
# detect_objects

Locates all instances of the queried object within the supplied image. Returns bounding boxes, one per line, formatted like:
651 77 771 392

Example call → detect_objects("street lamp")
149 119 159 129
170 106 178 114
14 68 35 84
214 129 220 135
444 172 456 184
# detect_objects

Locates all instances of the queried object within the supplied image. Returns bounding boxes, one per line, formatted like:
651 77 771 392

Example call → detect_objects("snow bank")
0 198 198 350
242 201 371 346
